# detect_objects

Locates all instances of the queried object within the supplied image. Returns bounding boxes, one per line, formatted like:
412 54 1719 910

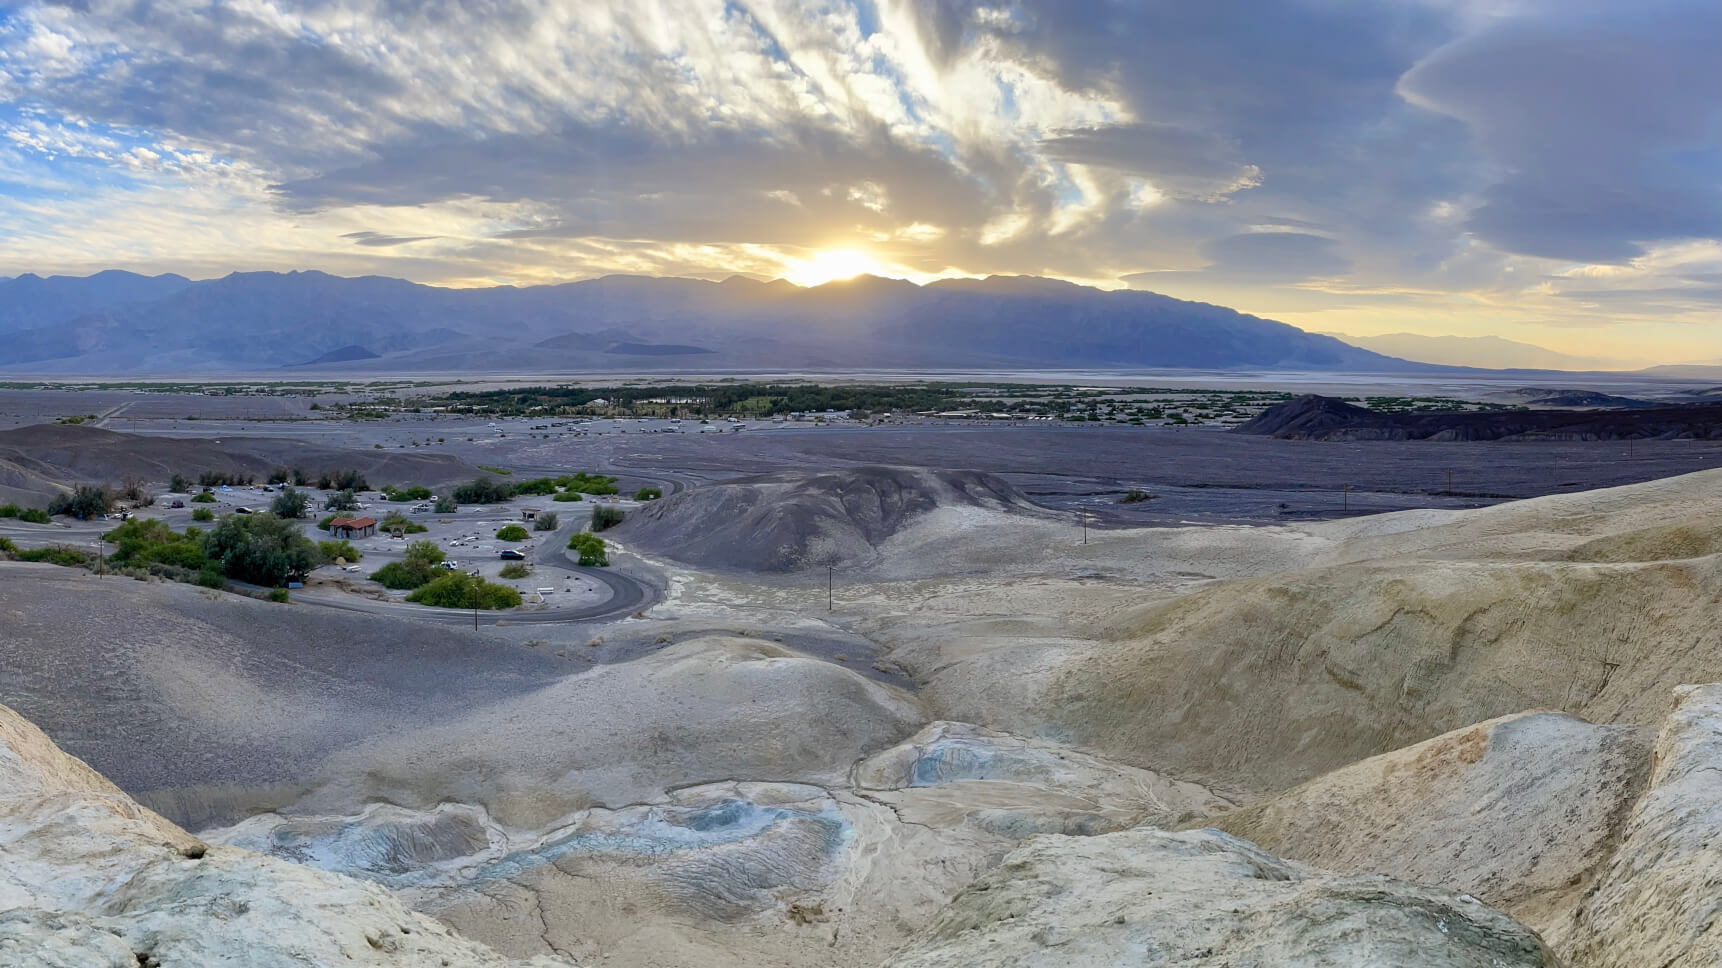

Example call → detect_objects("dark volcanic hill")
1235 394 1722 441
0 269 1425 374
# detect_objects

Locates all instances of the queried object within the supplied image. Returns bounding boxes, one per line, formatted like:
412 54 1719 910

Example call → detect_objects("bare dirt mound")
0 423 479 503
1234 393 1722 440
619 466 1047 571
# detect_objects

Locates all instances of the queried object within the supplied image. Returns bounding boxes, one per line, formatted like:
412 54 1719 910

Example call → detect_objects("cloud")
0 0 1714 363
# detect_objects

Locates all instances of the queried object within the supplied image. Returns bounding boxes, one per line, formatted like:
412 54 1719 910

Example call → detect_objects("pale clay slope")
1567 683 1722 968
881 827 1559 968
1192 711 1651 951
844 468 1720 796
0 700 573 968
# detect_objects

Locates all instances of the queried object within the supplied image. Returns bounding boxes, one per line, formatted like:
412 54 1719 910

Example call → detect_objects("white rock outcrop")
881 827 1559 968
0 700 575 968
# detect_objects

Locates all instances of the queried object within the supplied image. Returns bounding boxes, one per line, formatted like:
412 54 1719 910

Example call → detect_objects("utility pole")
827 564 834 612
472 579 479 630
1080 510 1088 545
1446 468 1452 495
1343 484 1352 513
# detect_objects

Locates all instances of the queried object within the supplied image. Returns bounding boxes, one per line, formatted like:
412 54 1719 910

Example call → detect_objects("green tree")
200 513 318 587
533 510 559 531
317 539 361 564
170 473 191 493
370 540 444 589
270 486 310 518
380 511 427 534
433 494 458 513
47 485 111 520
325 489 359 511
191 507 214 522
567 531 608 566
452 476 513 504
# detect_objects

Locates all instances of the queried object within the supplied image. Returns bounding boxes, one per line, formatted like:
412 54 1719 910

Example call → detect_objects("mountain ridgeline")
0 270 1423 374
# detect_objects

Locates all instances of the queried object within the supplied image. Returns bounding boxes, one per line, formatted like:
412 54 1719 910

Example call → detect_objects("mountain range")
0 269 1435 375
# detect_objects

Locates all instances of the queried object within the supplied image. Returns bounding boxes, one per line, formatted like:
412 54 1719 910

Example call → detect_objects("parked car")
169 499 185 508
439 560 459 570
234 507 254 514
499 549 527 560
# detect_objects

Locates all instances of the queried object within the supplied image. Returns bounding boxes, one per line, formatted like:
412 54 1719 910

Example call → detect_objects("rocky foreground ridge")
4 684 1719 966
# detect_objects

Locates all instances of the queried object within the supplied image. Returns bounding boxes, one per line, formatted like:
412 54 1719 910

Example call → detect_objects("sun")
784 249 883 287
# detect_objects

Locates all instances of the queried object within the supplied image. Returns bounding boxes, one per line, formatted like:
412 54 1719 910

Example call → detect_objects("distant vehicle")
169 499 185 508
234 507 254 514
440 561 458 570
499 549 526 560
342 564 361 572
410 504 432 512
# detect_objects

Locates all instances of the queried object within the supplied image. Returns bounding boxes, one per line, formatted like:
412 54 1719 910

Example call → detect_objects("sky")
0 1 1717 367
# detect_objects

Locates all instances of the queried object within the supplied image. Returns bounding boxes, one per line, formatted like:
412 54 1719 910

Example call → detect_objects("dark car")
499 549 527 560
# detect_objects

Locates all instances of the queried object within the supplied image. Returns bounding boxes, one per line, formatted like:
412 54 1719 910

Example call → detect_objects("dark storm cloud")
1399 0 1722 263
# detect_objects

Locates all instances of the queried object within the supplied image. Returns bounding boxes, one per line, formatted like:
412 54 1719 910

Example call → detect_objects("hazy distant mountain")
0 269 1427 374
1330 332 1630 371
0 270 190 335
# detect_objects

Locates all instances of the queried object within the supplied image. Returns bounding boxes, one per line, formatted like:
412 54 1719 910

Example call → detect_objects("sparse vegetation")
170 473 191 493
191 507 214 522
381 485 433 502
190 491 217 503
433 494 458 513
495 524 529 541
324 489 359 511
511 477 559 495
568 531 608 566
102 518 206 570
406 571 521 609
533 510 559 531
1120 489 1156 504
452 476 513 504
634 487 662 501
267 587 291 603
315 469 369 491
558 472 618 495
380 511 427 534
476 464 513 476
590 504 625 532
498 561 531 579
552 490 584 502
16 545 94 567
16 508 51 524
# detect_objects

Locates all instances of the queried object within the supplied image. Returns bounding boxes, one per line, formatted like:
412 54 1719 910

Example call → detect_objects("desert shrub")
407 571 520 609
433 494 458 513
325 489 359 511
0 504 18 518
533 511 559 531
48 485 112 520
190 491 217 503
1119 489 1156 504
120 474 153 505
552 490 583 502
0 537 15 556
316 513 338 531
268 587 290 603
556 472 618 495
317 539 361 564
270 487 311 518
452 476 513 504
266 467 292 485
633 487 662 501
370 540 443 589
198 471 255 487
590 505 624 532
102 518 207 570
495 524 529 541
382 485 434 502
200 513 318 587
511 477 559 495
17 545 93 567
191 507 214 522
17 508 50 524
196 565 226 588
170 473 190 493
315 469 369 491
475 464 513 476
498 561 531 579
567 531 608 566
380 511 427 534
